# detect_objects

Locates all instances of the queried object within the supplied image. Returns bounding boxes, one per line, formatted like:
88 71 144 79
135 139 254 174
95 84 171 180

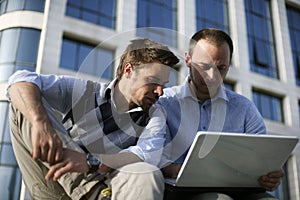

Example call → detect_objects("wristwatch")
86 153 102 174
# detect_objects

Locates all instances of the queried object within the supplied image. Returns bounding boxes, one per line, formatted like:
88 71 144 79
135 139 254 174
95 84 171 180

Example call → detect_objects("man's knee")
118 162 161 173
31 181 70 200
109 162 165 200
113 162 164 184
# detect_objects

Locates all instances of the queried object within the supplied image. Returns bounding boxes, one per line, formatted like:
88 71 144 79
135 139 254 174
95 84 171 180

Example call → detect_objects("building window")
287 6 300 86
252 90 283 122
0 101 22 200
136 0 177 47
299 101 300 127
0 0 45 15
66 0 116 29
0 28 40 82
196 0 229 32
60 38 114 79
245 0 278 78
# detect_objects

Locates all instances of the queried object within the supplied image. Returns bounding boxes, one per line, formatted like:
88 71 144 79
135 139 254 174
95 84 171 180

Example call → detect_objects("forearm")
9 82 50 125
9 81 64 164
46 151 143 181
99 152 143 173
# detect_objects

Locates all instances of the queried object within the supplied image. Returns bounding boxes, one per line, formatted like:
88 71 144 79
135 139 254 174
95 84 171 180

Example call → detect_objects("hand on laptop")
161 163 182 178
258 169 284 191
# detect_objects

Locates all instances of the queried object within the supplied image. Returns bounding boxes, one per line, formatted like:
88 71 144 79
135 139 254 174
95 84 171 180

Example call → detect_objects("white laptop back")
167 132 298 188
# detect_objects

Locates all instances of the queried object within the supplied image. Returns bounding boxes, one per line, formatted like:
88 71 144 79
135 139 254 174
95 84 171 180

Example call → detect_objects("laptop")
165 131 299 188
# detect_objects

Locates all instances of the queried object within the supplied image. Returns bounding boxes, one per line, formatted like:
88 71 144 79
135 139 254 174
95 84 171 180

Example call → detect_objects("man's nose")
206 67 217 81
154 85 164 96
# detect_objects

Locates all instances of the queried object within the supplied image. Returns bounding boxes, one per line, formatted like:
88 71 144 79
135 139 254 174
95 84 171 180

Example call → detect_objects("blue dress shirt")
141 77 266 167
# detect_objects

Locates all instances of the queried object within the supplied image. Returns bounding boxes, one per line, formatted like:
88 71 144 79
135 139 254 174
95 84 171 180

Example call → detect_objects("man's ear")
123 63 133 78
185 52 191 68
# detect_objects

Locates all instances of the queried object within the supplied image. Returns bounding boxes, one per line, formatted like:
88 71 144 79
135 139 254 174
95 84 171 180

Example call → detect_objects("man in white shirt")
7 38 179 200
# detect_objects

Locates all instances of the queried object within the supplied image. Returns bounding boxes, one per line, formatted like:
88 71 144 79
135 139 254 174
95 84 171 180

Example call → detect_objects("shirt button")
202 126 206 130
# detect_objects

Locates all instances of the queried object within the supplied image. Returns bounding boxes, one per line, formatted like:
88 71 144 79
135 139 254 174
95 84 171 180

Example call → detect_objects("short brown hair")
189 28 233 62
116 38 179 80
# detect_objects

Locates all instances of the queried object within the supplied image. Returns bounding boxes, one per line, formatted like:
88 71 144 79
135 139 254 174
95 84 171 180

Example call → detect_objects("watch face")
89 155 101 165
87 153 101 173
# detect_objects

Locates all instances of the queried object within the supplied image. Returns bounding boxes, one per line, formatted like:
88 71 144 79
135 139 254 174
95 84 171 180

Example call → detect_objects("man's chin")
198 86 218 98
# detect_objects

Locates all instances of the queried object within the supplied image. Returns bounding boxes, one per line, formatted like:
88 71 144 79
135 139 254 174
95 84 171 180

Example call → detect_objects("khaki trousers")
9 104 164 200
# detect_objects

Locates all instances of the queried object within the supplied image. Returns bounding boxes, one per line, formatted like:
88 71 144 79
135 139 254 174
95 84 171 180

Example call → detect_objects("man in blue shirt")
145 28 283 199
7 38 179 200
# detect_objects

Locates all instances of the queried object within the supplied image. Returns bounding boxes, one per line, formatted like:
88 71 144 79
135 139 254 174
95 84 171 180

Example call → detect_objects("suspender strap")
62 80 98 126
61 80 151 150
99 101 120 134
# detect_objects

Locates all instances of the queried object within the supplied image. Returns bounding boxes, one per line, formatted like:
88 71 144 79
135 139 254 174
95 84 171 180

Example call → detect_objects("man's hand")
45 148 89 181
9 82 64 165
258 170 284 191
161 163 182 178
31 121 63 165
45 150 144 181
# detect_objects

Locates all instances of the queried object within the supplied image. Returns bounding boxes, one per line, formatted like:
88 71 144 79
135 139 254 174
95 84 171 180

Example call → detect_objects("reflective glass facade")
136 0 177 47
0 102 22 200
287 6 300 86
245 0 278 78
0 1 299 199
66 0 116 29
0 0 45 15
196 0 229 32
0 28 40 82
252 90 283 122
60 38 114 79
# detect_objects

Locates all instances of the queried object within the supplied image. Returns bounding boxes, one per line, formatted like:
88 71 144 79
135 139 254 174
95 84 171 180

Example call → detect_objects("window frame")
0 101 22 200
0 0 45 15
65 0 116 29
60 37 115 80
195 0 229 33
252 90 284 123
245 0 278 78
286 5 300 86
136 0 178 47
0 28 40 82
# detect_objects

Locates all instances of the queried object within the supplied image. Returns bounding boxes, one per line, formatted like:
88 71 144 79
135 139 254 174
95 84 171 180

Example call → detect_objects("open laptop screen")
168 132 298 188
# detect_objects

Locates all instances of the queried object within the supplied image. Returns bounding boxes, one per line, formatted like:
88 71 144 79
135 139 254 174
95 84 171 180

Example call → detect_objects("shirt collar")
104 79 117 100
103 79 117 110
181 76 228 102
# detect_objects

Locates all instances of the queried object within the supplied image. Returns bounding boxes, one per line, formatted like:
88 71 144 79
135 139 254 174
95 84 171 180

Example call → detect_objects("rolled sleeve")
6 70 42 101
6 70 87 114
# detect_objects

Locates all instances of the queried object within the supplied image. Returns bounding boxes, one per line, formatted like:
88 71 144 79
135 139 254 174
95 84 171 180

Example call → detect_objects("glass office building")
0 0 299 199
